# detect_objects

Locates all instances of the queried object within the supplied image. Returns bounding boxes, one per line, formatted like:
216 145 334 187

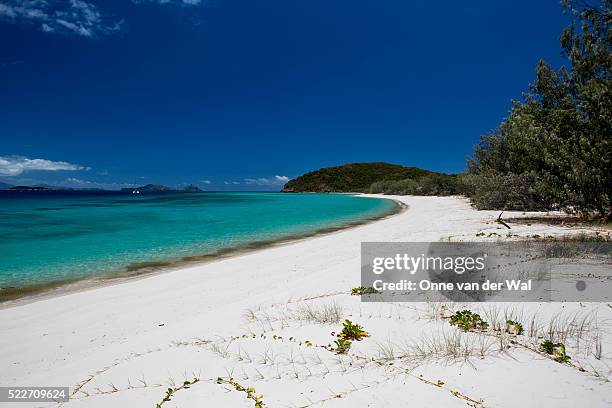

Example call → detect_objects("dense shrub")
465 1 611 219
461 172 553 211
369 174 461 196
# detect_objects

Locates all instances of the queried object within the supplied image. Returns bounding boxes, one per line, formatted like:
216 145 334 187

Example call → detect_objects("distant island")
282 162 433 192
121 184 202 193
2 183 202 193
281 162 460 195
8 184 77 191
183 184 202 192
121 184 172 193
9 186 50 191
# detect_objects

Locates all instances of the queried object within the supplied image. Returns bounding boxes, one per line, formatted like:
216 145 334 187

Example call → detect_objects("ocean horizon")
0 191 395 297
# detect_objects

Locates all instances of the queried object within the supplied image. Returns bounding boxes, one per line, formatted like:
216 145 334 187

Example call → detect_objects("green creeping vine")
216 377 266 408
155 378 199 407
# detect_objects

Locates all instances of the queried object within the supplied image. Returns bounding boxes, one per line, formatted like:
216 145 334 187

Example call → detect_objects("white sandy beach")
1 195 611 408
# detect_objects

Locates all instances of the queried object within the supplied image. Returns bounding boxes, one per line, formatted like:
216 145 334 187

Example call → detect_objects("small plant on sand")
216 377 266 408
540 340 557 354
334 338 352 354
449 310 489 332
506 320 524 335
554 344 571 363
338 319 369 341
540 340 571 363
351 286 380 295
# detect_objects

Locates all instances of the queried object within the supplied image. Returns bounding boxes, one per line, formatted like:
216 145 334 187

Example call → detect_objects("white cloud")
0 0 210 38
0 0 122 37
244 175 290 186
0 155 87 176
201 179 211 184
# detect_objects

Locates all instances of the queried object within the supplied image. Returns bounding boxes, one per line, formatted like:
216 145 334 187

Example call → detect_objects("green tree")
466 0 611 218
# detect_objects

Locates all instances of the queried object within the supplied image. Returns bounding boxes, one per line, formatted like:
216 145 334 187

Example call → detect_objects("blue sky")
1 0 570 190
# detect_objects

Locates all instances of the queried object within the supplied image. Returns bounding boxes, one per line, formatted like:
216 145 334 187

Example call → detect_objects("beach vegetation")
216 377 266 408
540 340 572 363
351 286 380 295
295 302 343 324
334 338 352 354
376 331 499 367
338 319 369 341
464 0 611 219
449 310 489 332
506 320 524 335
155 378 199 407
369 173 462 196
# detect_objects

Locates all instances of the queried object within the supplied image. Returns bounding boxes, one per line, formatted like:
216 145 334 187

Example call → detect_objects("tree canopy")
465 0 611 218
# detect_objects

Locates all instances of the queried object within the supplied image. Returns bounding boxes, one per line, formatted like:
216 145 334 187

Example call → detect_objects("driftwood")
496 211 511 229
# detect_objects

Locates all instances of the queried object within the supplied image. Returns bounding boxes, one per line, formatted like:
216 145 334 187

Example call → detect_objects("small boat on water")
132 189 140 195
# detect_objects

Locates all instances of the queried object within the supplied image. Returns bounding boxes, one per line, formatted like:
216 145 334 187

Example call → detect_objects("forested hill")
281 162 436 193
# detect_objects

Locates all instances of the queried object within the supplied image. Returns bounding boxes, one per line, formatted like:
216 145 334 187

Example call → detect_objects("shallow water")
0 191 394 289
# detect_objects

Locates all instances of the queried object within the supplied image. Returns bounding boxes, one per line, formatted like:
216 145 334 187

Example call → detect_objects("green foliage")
216 377 266 408
462 172 552 211
506 319 524 335
540 340 572 363
449 310 489 332
351 286 380 295
281 162 435 193
338 319 369 341
554 344 572 363
155 378 199 408
334 338 352 354
369 173 462 196
540 340 557 354
465 1 611 218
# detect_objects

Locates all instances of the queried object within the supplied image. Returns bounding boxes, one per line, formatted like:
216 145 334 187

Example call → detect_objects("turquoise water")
0 191 394 289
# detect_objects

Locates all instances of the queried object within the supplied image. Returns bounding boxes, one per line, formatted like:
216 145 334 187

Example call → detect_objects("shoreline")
1 195 609 408
0 195 406 307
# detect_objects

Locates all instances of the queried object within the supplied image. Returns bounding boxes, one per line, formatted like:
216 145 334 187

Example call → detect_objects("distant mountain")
121 184 173 193
5 184 107 192
183 184 202 192
281 162 436 193
10 185 50 191
139 184 172 192
33 184 71 190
